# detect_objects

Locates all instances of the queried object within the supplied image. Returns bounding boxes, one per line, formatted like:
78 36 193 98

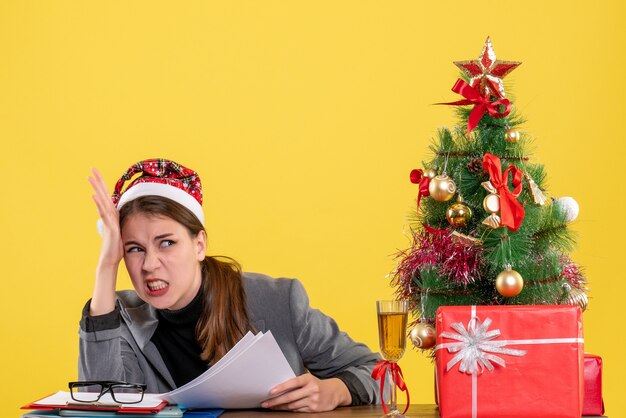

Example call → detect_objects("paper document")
158 331 296 409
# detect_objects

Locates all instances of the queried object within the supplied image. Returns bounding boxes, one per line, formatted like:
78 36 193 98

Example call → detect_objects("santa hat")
97 159 204 234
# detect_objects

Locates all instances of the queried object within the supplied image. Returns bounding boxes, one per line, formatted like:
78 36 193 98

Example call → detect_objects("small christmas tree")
392 37 587 351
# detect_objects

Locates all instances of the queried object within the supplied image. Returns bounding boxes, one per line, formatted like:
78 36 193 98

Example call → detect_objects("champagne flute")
376 300 409 417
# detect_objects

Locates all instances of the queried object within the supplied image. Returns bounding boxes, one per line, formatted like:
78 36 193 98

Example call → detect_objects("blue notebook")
182 411 225 418
60 406 183 417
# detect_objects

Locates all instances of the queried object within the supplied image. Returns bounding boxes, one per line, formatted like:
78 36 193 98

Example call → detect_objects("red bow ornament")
481 153 525 231
372 360 410 415
410 169 431 212
438 79 511 137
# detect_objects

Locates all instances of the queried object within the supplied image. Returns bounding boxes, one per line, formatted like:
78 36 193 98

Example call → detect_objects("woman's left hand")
261 374 351 412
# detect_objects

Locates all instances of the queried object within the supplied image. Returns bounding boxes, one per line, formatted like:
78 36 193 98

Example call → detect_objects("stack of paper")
158 331 296 409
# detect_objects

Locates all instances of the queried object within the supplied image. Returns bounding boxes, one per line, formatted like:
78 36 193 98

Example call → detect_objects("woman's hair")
119 195 255 365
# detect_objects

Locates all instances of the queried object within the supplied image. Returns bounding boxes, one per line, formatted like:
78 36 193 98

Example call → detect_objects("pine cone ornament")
467 158 486 176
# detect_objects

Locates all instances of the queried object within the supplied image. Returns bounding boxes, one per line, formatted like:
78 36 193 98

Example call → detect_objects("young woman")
79 159 380 413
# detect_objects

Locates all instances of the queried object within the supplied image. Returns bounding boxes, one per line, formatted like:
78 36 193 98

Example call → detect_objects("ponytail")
196 256 255 365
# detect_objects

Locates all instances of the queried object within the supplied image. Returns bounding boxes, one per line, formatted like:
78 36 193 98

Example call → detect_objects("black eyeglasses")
68 381 147 404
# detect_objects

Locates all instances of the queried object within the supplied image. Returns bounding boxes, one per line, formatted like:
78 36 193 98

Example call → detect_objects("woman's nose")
142 250 160 272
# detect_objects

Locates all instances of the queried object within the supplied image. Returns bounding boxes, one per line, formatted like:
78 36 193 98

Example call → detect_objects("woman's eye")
126 247 143 253
160 240 175 248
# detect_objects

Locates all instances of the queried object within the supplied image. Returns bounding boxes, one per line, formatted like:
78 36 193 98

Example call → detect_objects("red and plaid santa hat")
111 158 204 225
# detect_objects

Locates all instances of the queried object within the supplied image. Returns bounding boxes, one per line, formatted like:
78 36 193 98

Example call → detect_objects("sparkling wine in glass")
376 300 408 417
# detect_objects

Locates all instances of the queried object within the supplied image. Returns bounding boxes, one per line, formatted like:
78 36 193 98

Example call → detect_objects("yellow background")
1 1 624 415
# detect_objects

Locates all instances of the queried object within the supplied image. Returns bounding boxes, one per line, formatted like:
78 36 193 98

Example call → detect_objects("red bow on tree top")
438 79 511 138
483 153 525 232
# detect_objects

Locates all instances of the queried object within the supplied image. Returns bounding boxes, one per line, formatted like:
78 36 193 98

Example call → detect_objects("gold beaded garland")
428 174 457 202
410 323 436 349
496 268 524 297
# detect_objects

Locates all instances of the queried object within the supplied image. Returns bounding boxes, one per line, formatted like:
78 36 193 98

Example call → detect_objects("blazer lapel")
122 303 176 389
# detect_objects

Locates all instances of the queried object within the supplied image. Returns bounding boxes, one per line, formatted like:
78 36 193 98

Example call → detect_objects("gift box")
435 305 584 418
583 353 605 415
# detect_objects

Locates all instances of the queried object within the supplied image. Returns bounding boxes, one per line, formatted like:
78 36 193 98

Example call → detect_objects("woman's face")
121 213 206 310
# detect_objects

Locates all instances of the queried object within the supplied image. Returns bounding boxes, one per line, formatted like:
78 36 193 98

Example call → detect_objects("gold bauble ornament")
563 283 588 312
428 174 456 202
483 193 500 214
424 168 437 179
446 201 473 227
496 268 524 297
505 128 520 143
410 323 436 349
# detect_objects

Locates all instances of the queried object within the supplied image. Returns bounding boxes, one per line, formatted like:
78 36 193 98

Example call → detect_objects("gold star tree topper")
454 37 521 99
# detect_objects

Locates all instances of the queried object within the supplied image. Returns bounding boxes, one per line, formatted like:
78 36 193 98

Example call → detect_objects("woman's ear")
195 230 207 261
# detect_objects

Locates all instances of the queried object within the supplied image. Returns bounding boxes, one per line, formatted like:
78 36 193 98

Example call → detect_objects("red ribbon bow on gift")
483 153 525 231
438 79 511 137
371 360 410 415
410 169 431 212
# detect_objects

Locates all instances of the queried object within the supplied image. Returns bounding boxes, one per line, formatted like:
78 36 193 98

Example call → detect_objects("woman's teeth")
147 280 168 291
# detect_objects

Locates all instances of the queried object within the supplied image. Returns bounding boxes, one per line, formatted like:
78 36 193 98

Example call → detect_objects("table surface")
221 405 607 417
222 405 436 417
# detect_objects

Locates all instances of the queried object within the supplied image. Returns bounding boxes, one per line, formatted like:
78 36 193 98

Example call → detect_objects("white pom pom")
555 197 579 222
96 218 104 236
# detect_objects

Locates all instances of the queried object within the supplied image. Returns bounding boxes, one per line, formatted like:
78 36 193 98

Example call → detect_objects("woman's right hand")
88 168 123 315
89 168 123 266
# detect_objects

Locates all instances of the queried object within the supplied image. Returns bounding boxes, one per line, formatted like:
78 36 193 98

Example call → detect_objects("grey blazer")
78 272 381 404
